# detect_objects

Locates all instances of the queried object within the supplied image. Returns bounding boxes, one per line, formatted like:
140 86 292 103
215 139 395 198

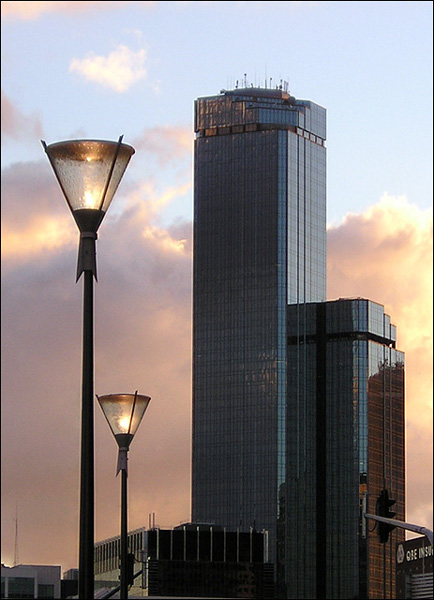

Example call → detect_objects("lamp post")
42 137 135 599
96 392 151 599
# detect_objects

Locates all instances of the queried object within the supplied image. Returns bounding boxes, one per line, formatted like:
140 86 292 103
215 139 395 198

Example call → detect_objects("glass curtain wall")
286 299 405 599
192 88 326 582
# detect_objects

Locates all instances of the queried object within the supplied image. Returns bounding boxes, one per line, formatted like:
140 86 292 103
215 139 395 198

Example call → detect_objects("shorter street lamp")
42 136 135 600
97 392 151 600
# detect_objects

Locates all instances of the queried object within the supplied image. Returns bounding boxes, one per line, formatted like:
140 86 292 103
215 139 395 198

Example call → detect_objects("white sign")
397 543 433 564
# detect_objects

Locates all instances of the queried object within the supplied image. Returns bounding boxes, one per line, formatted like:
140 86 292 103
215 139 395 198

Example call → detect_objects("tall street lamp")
96 392 151 599
42 137 135 599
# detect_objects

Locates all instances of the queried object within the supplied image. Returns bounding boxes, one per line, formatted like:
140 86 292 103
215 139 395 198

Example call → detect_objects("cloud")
1 158 192 569
1 1 155 20
133 126 193 166
1 178 432 570
1 91 43 142
69 46 148 93
1 161 76 266
327 193 433 528
1 1 319 21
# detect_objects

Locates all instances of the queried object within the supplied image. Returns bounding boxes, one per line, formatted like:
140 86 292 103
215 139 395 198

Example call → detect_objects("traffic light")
126 552 135 586
376 489 396 543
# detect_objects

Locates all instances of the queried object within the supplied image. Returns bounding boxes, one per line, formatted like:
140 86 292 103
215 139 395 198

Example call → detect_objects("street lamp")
97 392 151 599
42 137 135 599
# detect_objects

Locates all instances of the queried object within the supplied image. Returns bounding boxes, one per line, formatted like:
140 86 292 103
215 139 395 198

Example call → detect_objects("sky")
1 0 432 574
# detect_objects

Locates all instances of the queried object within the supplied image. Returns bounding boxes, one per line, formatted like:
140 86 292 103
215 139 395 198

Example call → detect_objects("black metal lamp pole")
80 262 96 599
96 393 151 600
76 224 103 599
42 138 135 599
120 447 129 599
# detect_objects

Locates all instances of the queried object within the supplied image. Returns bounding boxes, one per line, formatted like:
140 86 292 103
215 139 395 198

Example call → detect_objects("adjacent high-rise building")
191 86 405 599
286 299 405 599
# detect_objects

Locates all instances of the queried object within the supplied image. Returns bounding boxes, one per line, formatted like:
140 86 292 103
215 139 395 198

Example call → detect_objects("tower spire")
14 505 19 566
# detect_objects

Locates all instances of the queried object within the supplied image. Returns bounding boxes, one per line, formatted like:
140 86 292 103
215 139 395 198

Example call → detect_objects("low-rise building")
147 523 274 598
94 523 274 598
1 563 61 599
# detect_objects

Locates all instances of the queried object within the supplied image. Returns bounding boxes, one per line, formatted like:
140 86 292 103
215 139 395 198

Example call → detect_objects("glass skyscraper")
191 87 326 581
191 87 405 599
286 299 405 599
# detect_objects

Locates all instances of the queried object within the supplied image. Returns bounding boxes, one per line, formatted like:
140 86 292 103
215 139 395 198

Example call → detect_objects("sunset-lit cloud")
1 158 192 568
119 180 192 227
2 164 432 569
1 161 76 267
69 46 148 93
133 126 193 166
0 0 319 22
0 1 155 20
142 224 188 253
1 215 75 261
328 194 433 528
327 194 433 406
1 91 43 142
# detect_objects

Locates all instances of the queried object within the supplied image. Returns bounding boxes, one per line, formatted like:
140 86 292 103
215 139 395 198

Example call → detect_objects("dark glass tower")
192 87 406 599
191 86 327 580
286 299 405 599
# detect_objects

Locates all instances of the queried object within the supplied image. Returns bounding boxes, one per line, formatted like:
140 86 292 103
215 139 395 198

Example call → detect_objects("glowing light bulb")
83 190 96 208
119 416 131 433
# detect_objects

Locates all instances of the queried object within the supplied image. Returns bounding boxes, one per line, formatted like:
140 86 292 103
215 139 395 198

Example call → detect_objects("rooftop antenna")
14 505 19 566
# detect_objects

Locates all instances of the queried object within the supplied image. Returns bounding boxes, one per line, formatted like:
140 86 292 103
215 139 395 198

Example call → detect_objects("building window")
8 576 35 599
38 583 55 598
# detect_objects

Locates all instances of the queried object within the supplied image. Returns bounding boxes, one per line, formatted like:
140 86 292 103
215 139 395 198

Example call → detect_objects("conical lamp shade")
97 393 151 448
43 138 135 232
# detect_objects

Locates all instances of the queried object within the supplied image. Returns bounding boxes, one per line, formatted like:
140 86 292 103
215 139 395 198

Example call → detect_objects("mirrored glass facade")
286 299 405 599
192 87 326 590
